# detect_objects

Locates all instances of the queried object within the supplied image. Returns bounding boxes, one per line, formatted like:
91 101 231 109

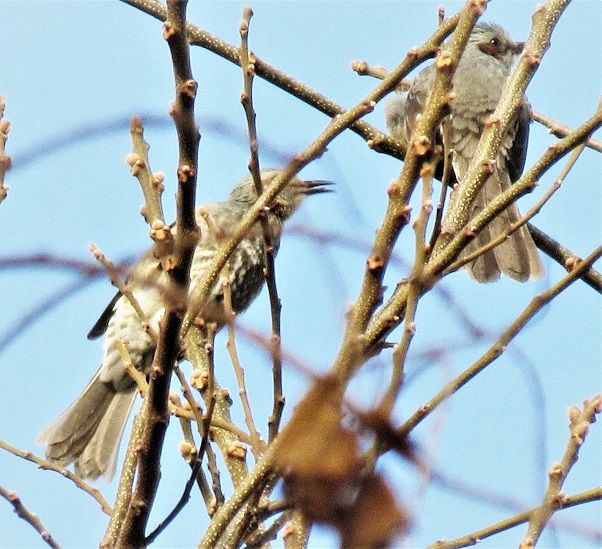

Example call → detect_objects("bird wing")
87 291 121 340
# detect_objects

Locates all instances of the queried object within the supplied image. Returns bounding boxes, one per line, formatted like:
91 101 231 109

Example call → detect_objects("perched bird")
386 23 542 282
37 169 331 480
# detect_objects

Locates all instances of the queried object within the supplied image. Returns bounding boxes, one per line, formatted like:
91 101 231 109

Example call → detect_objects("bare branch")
397 245 602 439
428 486 602 549
0 485 60 549
521 394 602 547
0 439 112 516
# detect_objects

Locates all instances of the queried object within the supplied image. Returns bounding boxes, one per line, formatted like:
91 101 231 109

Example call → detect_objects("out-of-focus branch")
520 394 602 548
397 245 602 440
0 485 59 549
428 486 602 549
0 97 10 204
0 439 112 515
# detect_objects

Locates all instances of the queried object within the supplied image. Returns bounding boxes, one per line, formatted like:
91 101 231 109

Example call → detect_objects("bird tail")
463 173 543 283
37 370 136 481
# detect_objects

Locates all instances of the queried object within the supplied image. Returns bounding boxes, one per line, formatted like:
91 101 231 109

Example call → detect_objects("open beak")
296 180 335 195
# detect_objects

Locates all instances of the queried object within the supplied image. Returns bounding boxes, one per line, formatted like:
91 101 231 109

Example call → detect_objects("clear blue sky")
1 1 600 547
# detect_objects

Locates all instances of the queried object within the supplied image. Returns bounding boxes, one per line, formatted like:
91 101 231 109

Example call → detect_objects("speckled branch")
432 0 571 256
332 0 484 383
117 0 201 545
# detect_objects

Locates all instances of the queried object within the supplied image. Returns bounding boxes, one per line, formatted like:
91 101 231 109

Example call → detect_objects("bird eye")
490 37 500 47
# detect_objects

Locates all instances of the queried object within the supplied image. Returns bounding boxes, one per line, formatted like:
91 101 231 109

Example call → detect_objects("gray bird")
37 169 330 481
386 23 542 282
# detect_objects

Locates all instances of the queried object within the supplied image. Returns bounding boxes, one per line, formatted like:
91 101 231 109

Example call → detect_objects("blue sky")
1 1 600 547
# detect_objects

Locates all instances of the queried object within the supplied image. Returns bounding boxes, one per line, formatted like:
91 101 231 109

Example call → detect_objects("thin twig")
397 245 602 440
529 224 602 294
378 158 436 415
428 486 602 549
533 109 602 153
0 485 60 549
520 394 602 547
88 243 159 341
186 326 247 491
238 6 285 444
223 275 265 458
145 397 218 544
0 439 112 515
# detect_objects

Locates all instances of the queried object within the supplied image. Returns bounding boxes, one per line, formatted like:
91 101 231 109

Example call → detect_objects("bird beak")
297 180 335 195
513 41 525 54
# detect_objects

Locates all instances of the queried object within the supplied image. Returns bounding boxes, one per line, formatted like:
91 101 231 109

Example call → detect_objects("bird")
386 23 542 282
37 169 331 481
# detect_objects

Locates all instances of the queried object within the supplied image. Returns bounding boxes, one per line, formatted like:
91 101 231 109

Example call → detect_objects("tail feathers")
463 184 502 283
37 371 137 481
75 390 136 481
463 174 543 283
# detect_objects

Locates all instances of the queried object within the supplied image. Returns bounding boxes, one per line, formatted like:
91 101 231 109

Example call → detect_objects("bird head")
469 23 524 69
228 168 333 222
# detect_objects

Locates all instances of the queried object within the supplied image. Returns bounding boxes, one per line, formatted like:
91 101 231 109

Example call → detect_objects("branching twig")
0 485 60 549
428 104 601 279
0 439 112 515
397 245 602 440
223 277 265 458
520 395 602 548
443 143 586 275
428 486 602 549
238 6 285 444
332 1 484 383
